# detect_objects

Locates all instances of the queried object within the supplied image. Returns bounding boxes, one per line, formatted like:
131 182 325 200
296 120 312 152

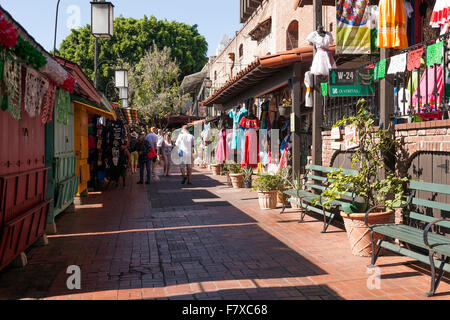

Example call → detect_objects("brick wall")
321 120 450 168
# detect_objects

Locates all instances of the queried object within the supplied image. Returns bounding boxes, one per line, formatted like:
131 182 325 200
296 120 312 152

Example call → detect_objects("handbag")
147 145 157 160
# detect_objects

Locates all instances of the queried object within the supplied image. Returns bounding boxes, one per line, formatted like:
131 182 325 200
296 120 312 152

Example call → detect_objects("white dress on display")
304 71 314 107
306 31 336 76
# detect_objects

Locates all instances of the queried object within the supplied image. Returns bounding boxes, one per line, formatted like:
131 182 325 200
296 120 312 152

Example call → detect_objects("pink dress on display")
215 129 228 164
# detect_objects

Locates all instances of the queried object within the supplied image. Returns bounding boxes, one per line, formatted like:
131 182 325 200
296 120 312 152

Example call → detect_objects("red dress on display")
239 117 260 168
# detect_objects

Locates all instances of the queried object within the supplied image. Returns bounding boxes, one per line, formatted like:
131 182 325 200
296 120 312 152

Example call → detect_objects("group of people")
108 125 195 188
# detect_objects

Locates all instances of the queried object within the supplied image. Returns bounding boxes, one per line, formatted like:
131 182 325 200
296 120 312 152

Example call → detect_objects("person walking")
137 132 152 185
129 131 139 174
156 129 164 164
176 125 195 185
146 127 158 177
162 132 173 176
118 143 130 187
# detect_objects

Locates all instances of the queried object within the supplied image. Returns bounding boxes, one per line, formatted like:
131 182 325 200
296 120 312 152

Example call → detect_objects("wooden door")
74 104 90 196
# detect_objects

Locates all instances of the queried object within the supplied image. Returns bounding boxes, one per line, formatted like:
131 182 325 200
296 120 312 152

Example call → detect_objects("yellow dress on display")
377 0 408 49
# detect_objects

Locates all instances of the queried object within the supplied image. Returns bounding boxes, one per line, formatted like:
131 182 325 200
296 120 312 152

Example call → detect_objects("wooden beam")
312 0 323 166
291 62 304 175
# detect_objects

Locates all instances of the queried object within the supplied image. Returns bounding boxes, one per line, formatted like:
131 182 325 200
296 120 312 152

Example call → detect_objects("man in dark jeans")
136 133 152 184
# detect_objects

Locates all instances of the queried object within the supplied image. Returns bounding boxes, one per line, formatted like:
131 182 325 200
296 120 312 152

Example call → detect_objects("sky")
0 0 241 57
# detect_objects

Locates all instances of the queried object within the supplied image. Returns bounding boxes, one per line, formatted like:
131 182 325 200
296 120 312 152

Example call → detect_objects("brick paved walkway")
0 164 449 300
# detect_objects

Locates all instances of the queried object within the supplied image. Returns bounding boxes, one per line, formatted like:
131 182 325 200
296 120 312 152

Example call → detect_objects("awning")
180 70 207 94
201 46 331 107
73 99 116 120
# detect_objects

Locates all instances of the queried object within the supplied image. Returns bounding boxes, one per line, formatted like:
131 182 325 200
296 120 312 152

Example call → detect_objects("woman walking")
162 132 173 176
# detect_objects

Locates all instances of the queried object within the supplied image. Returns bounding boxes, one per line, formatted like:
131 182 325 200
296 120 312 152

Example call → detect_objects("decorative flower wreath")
0 10 18 49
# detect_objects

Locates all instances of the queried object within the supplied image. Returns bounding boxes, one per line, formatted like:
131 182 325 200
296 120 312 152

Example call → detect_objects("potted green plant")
277 167 291 206
318 99 408 257
210 160 221 176
287 173 304 209
279 98 292 117
228 163 244 189
243 166 253 189
252 174 281 210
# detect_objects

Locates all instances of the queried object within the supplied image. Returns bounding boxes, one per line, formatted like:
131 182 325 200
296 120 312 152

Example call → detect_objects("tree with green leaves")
57 15 208 101
129 43 190 124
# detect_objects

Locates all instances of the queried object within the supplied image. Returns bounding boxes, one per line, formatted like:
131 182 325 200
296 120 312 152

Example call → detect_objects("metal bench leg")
321 212 335 234
281 199 286 215
368 232 384 268
426 254 449 297
298 199 306 223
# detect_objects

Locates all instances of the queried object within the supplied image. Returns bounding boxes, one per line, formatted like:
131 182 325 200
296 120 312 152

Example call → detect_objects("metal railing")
322 32 450 130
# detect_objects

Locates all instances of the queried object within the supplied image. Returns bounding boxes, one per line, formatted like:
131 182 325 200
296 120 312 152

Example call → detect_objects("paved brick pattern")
0 165 448 300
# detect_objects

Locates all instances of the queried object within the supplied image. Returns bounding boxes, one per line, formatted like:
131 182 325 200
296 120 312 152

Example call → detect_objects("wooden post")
291 62 304 176
312 0 323 166
379 48 395 177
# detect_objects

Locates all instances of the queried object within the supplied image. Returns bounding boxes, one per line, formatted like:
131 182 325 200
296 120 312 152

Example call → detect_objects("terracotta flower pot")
257 190 278 210
277 190 289 205
341 210 395 257
229 173 244 189
211 164 221 176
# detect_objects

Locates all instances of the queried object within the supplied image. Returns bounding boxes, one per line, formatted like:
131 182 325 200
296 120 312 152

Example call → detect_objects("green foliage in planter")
228 162 243 174
278 167 292 191
243 166 253 183
252 174 283 192
316 99 408 211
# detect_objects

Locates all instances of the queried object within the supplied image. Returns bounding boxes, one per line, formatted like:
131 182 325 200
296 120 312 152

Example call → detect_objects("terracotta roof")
202 45 334 107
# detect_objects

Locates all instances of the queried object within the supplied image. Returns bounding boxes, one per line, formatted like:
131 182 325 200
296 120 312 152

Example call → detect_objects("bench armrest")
364 205 385 227
423 218 450 250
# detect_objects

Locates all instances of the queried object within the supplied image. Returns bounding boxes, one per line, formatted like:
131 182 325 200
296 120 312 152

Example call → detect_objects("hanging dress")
228 107 248 150
239 117 260 168
215 129 228 164
306 31 336 76
304 71 314 107
411 64 444 120
377 0 408 49
430 0 450 34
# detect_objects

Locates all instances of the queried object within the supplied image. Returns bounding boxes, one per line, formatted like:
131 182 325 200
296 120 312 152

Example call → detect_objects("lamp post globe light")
90 1 114 38
115 68 128 88
119 87 128 100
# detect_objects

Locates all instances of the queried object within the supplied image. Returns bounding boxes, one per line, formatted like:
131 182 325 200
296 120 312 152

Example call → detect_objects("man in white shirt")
176 125 195 185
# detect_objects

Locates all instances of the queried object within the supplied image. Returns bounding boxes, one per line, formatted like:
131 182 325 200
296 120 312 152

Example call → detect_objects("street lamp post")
91 0 115 89
53 0 62 56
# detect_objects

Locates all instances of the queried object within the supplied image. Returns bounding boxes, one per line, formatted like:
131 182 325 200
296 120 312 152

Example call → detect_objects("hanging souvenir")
4 56 22 120
304 71 314 107
41 80 57 125
430 0 450 34
377 0 408 49
54 88 70 125
407 48 424 71
24 67 48 117
387 53 407 74
40 57 69 86
306 30 336 76
13 37 47 70
0 10 18 49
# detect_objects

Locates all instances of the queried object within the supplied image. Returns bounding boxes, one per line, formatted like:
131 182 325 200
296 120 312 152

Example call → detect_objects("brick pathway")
0 165 449 300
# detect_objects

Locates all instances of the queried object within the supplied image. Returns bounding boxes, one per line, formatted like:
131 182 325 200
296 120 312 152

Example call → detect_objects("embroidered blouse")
239 117 260 129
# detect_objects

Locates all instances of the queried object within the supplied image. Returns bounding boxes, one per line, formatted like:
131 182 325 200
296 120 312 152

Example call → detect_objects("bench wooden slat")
305 174 327 182
305 183 356 199
409 212 450 228
306 164 358 176
287 198 334 218
379 241 450 273
410 180 450 195
412 198 450 213
372 224 450 256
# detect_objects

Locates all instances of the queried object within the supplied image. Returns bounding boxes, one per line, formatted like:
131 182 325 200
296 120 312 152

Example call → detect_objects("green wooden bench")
281 164 358 233
367 180 450 297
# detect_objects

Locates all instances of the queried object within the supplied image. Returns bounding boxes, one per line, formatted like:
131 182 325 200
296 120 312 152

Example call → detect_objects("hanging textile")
24 67 48 118
260 101 270 130
0 58 7 111
239 117 260 168
407 48 424 71
307 31 336 76
4 56 22 120
304 71 314 107
427 41 444 67
430 0 450 34
215 129 228 164
336 0 372 54
40 80 56 125
54 88 70 125
411 64 444 118
377 0 408 49
228 107 248 150
387 53 407 74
